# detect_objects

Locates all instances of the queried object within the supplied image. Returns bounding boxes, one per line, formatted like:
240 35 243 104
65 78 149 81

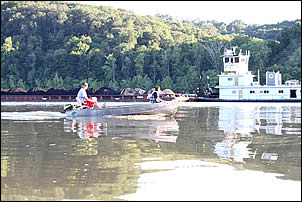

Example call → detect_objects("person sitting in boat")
206 84 213 93
147 86 164 103
76 82 101 108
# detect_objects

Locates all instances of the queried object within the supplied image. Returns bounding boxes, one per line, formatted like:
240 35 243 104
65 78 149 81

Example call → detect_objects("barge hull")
195 97 301 102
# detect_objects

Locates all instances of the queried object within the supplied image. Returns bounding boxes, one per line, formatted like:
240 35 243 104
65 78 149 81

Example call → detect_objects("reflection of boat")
218 104 259 135
215 103 300 163
215 105 257 163
218 103 300 136
65 101 178 117
64 116 179 143
214 132 254 163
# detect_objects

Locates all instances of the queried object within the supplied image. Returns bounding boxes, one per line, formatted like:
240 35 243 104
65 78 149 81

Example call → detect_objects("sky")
71 1 301 25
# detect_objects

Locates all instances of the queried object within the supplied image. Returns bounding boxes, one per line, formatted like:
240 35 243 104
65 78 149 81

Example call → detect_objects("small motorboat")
64 100 178 117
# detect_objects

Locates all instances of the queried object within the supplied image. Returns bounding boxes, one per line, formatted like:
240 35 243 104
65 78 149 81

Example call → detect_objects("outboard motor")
64 104 74 112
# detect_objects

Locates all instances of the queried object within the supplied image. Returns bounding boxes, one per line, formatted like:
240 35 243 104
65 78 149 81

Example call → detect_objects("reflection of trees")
176 107 224 158
1 120 140 200
1 117 180 200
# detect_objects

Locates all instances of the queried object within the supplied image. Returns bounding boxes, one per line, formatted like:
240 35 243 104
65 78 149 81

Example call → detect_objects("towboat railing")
1 94 177 102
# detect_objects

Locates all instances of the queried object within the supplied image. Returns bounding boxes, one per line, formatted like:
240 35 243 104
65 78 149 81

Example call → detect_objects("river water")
1 102 301 201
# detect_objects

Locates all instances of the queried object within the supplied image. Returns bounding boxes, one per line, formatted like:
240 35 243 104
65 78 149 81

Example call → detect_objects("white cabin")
216 47 301 101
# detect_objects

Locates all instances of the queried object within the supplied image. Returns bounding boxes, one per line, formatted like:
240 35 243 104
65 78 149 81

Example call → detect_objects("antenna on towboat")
258 69 260 85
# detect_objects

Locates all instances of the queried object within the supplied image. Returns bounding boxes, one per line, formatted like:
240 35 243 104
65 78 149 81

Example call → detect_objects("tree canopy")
1 1 301 93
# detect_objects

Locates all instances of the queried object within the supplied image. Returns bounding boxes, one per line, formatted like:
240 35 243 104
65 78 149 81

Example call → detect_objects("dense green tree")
240 39 271 73
134 53 145 76
52 72 64 88
201 40 228 73
200 69 219 87
1 1 300 93
8 75 16 89
16 79 26 89
161 76 174 90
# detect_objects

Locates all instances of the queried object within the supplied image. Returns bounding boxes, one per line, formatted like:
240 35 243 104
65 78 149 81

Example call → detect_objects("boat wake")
1 111 66 120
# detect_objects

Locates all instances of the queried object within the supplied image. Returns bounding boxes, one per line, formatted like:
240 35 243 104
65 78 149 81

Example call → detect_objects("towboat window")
264 90 269 93
250 90 255 94
231 58 233 63
228 78 233 81
235 57 239 63
225 58 229 63
278 90 283 93
232 90 236 94
241 58 245 63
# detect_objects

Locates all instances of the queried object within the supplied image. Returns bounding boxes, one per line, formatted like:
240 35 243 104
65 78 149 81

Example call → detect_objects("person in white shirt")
76 82 101 108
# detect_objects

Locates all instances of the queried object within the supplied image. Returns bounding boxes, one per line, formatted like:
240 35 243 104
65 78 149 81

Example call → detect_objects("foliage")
1 1 301 92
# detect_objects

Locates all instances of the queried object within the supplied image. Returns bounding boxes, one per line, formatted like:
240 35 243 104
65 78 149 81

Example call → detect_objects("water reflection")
64 119 105 140
1 114 180 200
173 103 301 182
214 132 254 163
1 103 300 200
207 104 301 183
64 116 179 144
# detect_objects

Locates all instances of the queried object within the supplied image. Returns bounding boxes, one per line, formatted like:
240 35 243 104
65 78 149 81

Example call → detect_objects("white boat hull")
65 101 178 117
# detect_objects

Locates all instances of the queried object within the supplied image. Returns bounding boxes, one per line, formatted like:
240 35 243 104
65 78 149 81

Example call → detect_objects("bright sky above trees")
71 1 301 25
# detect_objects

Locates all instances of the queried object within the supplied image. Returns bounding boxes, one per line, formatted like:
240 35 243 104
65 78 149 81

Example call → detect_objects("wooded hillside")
1 1 301 93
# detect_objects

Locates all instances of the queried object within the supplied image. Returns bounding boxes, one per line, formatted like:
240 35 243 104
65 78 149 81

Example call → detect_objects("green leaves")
66 36 92 55
1 37 15 54
1 1 300 92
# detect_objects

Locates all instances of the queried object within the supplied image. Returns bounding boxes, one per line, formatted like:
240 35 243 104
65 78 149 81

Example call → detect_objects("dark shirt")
151 91 159 103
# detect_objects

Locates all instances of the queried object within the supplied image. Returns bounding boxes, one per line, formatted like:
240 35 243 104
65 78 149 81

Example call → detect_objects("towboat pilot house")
216 47 301 101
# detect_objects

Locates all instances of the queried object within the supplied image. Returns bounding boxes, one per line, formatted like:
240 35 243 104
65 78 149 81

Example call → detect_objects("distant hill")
1 1 301 92
183 19 300 40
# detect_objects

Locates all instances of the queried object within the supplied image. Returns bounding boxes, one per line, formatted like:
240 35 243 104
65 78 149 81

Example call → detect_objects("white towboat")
213 47 301 102
64 100 178 117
